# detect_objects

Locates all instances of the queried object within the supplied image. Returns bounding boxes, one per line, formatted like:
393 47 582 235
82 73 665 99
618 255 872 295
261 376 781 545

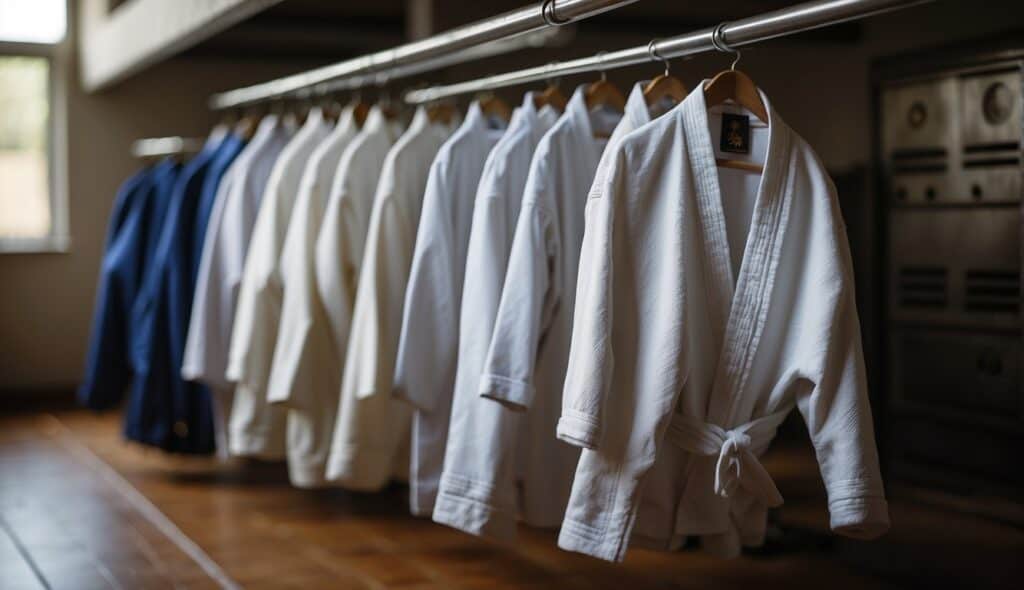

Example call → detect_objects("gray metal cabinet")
877 45 1024 505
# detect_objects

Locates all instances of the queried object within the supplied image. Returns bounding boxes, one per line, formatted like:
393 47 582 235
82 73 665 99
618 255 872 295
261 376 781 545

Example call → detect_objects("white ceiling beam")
78 0 284 92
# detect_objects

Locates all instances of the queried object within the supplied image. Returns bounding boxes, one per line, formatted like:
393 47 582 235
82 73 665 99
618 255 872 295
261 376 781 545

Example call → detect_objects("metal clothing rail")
315 25 571 97
131 137 204 159
208 0 638 110
405 0 933 104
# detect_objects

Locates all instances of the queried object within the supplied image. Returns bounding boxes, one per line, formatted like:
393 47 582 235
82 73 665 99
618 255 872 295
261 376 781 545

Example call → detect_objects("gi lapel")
682 89 793 429
673 85 795 548
680 89 735 375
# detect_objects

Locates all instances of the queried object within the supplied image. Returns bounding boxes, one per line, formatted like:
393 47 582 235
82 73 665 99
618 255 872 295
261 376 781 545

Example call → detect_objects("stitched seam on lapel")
681 97 733 349
727 125 792 422
714 116 792 430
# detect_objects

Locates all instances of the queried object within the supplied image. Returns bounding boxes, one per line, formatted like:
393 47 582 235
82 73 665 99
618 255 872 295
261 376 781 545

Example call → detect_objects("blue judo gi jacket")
79 160 181 409
126 133 245 454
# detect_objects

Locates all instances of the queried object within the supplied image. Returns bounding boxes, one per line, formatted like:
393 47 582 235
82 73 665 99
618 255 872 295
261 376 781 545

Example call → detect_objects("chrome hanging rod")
209 0 638 110
131 137 204 159
405 0 933 104
315 25 571 96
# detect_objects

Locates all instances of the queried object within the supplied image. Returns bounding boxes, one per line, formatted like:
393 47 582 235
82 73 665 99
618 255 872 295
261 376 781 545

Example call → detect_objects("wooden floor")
0 410 1020 589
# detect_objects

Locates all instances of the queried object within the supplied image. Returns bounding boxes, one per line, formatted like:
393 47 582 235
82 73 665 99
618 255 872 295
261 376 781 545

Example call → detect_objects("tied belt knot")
667 409 790 508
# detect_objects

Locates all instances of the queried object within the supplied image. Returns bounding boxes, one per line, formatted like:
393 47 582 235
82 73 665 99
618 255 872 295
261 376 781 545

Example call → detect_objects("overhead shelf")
78 0 285 92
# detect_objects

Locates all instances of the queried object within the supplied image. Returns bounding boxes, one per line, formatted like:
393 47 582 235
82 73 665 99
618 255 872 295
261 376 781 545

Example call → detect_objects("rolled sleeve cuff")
478 373 533 410
829 495 890 540
556 410 601 449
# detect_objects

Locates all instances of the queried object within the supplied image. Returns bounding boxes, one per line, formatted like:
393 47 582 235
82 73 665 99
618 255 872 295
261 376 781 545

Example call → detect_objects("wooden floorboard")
0 410 1020 589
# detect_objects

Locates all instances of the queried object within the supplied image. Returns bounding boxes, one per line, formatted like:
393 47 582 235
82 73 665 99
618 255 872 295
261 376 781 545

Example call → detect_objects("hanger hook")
376 72 393 108
351 74 367 96
596 51 608 82
647 38 671 78
711 22 741 71
541 0 571 27
543 61 562 90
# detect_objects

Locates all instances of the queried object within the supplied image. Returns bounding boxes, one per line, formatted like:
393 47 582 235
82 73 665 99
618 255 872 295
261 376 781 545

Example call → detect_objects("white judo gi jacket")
264 107 359 487
435 87 619 539
326 107 458 490
225 108 332 457
314 106 403 381
557 87 889 561
182 114 291 392
392 101 508 515
432 93 559 538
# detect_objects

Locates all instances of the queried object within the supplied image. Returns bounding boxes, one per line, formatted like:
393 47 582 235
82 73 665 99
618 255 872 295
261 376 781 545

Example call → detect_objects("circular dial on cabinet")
982 81 1014 125
907 101 928 129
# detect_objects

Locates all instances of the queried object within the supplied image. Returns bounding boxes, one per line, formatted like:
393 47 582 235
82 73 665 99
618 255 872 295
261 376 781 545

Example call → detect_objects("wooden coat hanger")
585 78 626 111
376 78 401 121
585 53 627 114
348 93 371 128
292 97 312 126
584 55 626 139
233 106 260 141
316 96 340 124
476 92 512 123
704 23 767 174
426 101 458 126
584 77 624 139
533 80 567 112
642 39 688 108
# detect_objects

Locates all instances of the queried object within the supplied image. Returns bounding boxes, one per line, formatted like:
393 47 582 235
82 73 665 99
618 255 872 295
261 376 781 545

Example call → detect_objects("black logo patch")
720 113 750 154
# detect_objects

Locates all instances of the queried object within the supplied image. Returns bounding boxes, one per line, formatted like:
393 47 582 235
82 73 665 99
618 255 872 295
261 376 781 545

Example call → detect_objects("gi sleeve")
225 181 282 389
393 160 457 412
79 179 147 409
345 182 416 401
479 160 560 411
797 178 890 541
265 169 321 408
181 167 236 389
556 148 624 449
314 177 359 368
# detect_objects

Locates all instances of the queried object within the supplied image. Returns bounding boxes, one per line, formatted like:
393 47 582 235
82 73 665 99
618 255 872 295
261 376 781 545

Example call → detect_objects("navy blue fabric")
79 160 180 410
193 134 246 284
126 134 244 454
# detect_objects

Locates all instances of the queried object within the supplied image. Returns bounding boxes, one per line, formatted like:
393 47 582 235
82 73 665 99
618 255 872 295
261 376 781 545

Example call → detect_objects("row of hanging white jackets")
420 81 887 560
153 73 889 562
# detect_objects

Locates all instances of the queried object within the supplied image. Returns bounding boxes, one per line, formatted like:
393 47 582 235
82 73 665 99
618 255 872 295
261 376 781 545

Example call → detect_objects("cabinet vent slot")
899 266 947 308
965 269 1020 313
892 163 949 174
891 147 948 160
963 158 1021 169
963 142 1020 154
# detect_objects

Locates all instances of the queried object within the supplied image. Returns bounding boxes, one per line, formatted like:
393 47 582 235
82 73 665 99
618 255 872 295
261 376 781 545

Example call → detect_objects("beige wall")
2 0 1023 393
0 43 319 393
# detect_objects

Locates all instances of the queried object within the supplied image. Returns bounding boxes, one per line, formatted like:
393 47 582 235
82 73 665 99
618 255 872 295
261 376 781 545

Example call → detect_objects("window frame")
0 34 70 254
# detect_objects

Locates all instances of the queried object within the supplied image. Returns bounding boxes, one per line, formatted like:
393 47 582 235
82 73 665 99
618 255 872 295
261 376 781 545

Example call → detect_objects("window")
0 0 68 252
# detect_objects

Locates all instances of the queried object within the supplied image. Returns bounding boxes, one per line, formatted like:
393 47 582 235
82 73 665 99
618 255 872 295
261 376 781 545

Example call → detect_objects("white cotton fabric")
225 108 332 458
182 114 292 392
314 106 404 392
434 93 560 539
326 106 459 491
433 88 617 541
392 101 508 516
556 86 889 562
263 107 360 487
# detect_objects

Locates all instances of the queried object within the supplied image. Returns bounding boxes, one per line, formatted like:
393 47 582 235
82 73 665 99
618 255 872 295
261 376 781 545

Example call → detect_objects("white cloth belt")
667 409 790 509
